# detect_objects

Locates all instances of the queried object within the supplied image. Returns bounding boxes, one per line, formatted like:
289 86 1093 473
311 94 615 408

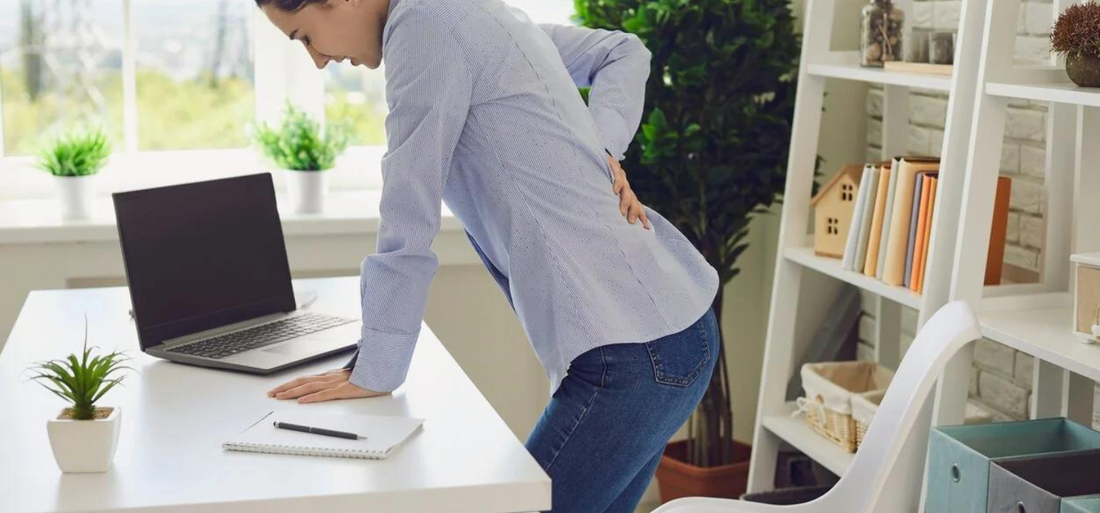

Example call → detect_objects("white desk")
0 277 551 513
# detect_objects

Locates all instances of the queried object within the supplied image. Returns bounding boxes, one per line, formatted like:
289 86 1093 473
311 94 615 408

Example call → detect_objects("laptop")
112 173 358 374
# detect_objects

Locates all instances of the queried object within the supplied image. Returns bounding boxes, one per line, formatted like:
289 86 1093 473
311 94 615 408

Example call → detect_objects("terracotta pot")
655 439 753 503
1066 53 1100 88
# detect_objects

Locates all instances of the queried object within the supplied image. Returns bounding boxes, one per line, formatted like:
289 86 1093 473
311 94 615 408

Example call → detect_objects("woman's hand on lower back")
607 156 651 230
266 368 390 403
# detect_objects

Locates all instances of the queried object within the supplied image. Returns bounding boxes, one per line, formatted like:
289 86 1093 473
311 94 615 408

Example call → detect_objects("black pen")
274 421 366 440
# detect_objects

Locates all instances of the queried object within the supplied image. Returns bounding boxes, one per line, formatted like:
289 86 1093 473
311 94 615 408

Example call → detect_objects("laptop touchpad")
263 341 321 357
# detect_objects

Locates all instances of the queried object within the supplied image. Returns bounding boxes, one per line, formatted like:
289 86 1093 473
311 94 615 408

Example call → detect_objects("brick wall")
858 0 1100 429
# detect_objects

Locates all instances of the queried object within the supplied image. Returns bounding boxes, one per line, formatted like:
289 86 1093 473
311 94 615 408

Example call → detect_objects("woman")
259 0 720 511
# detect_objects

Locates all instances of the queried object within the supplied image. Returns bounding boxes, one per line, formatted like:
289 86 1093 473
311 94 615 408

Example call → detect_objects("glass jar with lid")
861 0 904 67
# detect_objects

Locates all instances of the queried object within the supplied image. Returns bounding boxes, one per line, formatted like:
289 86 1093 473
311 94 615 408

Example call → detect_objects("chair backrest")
817 301 981 513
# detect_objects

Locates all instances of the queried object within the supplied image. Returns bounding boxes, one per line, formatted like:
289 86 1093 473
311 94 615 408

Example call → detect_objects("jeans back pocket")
644 315 711 387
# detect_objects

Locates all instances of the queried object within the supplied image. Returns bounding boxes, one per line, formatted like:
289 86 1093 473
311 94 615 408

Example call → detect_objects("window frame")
0 0 349 199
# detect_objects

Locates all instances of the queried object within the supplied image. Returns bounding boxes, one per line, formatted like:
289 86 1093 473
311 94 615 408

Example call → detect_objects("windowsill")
1 145 388 201
0 189 462 245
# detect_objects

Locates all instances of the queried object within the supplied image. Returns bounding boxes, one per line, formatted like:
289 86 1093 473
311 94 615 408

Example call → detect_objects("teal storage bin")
1064 496 1100 513
924 418 1100 513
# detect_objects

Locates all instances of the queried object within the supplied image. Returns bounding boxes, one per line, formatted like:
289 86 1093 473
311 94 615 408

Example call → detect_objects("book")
917 177 939 294
223 410 425 460
985 177 1013 286
883 158 940 286
854 166 880 271
909 174 936 291
864 162 893 276
842 168 874 271
876 157 902 279
904 171 935 288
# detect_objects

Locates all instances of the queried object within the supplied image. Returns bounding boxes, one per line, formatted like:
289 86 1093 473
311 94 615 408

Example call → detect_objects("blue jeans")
525 309 720 513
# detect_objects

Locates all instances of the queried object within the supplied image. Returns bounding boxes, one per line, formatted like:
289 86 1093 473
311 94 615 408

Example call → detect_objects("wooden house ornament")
811 164 865 258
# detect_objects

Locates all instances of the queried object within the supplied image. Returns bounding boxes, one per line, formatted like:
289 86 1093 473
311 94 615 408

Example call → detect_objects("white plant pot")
53 174 97 220
46 406 121 473
284 169 328 214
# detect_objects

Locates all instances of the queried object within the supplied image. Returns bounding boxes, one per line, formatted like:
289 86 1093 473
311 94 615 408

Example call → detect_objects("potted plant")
36 128 112 220
24 322 132 473
252 103 350 214
1052 3 1100 88
575 0 800 500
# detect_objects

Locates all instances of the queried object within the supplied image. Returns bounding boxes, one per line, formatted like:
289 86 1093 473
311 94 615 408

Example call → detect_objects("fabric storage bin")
851 389 885 448
925 418 1100 513
1063 496 1100 513
988 449 1100 513
798 361 894 453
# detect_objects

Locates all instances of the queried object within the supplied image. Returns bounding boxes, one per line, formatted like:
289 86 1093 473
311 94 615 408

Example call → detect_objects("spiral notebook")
223 410 424 460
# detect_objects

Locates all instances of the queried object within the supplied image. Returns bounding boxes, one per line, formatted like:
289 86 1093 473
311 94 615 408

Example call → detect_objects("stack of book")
840 156 1012 293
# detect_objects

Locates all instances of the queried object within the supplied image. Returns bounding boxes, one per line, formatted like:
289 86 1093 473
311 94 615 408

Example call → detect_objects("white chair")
653 301 982 513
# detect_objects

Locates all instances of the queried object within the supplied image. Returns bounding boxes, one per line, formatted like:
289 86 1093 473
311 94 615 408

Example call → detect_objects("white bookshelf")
784 247 924 310
759 402 855 476
747 0 988 505
808 51 954 91
752 0 1100 506
939 0 1100 456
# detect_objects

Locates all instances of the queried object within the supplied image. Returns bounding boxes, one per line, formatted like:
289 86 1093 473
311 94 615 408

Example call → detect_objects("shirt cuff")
347 327 420 393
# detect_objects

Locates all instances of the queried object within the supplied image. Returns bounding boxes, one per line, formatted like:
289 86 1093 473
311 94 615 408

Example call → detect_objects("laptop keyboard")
166 313 356 360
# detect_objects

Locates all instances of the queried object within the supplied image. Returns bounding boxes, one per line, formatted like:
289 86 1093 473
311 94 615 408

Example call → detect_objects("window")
132 0 255 150
827 217 839 235
1 0 577 198
0 0 125 155
842 183 854 202
325 61 386 147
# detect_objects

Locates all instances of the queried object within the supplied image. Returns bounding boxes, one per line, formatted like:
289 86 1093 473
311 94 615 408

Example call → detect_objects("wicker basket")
798 361 894 453
851 389 886 448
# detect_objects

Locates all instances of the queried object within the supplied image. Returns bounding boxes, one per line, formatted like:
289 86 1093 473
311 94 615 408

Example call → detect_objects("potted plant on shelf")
252 103 350 214
24 322 132 473
36 128 112 220
1052 3 1100 88
575 0 801 500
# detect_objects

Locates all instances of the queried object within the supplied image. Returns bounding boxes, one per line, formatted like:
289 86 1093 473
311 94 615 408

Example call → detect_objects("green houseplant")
36 128 112 220
575 0 800 500
1052 3 1100 88
252 102 350 214
25 322 132 473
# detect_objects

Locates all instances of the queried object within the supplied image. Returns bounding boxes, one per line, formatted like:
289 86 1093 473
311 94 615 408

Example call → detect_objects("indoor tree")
575 0 801 467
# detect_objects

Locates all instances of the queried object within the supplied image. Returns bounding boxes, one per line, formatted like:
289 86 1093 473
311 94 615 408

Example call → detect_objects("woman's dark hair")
254 0 329 12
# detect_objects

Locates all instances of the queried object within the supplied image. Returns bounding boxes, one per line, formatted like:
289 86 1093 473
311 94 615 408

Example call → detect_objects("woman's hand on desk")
267 369 389 403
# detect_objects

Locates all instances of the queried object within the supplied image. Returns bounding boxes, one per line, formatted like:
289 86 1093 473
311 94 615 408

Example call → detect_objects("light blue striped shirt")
348 0 719 396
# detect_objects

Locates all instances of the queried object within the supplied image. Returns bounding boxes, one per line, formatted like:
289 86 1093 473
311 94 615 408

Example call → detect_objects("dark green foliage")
575 0 800 467
25 321 132 420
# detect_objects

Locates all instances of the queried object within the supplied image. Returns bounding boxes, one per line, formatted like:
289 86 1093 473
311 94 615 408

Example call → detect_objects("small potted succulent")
24 323 132 473
36 128 112 220
252 103 350 214
1052 3 1100 88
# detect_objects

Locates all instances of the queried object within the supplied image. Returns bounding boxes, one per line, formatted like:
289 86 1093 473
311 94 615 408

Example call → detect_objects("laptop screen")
113 174 296 349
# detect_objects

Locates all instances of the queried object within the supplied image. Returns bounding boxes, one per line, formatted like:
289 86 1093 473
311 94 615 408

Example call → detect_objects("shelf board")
807 52 953 91
986 80 1100 108
784 246 924 310
980 293 1100 383
761 402 855 477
